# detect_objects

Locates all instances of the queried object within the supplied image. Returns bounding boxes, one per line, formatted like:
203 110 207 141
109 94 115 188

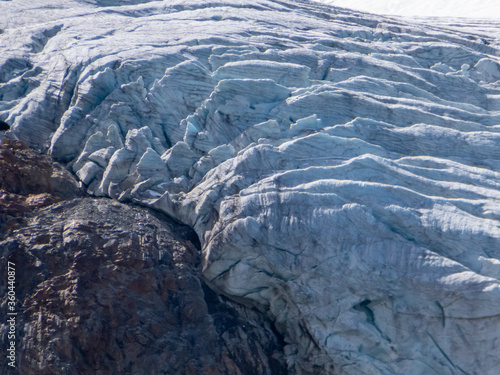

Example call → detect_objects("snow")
319 0 500 19
1 0 500 374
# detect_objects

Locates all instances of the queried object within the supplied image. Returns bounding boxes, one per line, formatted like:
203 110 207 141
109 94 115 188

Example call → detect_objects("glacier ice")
2 0 500 374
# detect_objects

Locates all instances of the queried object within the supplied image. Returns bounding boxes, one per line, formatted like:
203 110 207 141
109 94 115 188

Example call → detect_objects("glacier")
1 0 500 374
320 0 500 19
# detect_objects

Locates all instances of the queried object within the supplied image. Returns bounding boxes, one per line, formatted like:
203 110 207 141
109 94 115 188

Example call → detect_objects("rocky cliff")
0 139 286 374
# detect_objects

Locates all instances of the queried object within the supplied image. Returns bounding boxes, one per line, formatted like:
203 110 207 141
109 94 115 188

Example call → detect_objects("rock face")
0 140 286 375
2 0 500 374
0 199 286 375
0 138 83 232
0 138 82 199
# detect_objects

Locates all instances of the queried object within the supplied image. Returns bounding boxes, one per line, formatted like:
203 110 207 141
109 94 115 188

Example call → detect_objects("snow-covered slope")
2 0 500 374
320 0 500 19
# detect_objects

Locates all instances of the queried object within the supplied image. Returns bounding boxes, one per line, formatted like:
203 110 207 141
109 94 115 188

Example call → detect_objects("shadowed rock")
0 120 9 131
0 139 286 375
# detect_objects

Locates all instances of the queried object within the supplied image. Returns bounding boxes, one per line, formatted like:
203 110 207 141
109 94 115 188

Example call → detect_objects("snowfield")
320 0 500 19
1 0 500 374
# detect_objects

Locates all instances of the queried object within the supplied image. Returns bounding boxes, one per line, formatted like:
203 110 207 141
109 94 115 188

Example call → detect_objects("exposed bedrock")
2 0 500 373
0 139 286 375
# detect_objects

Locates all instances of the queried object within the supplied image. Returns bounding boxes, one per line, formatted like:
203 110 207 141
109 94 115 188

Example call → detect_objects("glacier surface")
320 0 500 19
2 0 500 374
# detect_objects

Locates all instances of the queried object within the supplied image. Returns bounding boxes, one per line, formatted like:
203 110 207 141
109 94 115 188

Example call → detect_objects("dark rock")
0 138 83 199
0 139 286 375
0 138 83 234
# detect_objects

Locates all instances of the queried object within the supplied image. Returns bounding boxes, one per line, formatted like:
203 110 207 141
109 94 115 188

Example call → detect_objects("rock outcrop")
0 138 83 232
0 140 286 374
